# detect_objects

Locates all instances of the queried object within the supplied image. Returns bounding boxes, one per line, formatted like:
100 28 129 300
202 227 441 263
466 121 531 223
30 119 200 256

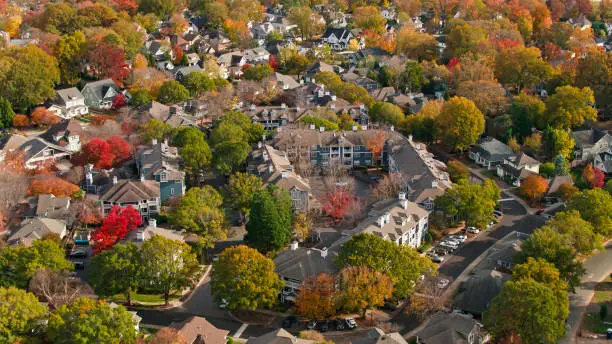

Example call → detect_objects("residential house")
546 175 575 201
138 101 197 127
303 61 335 83
185 53 200 66
568 15 592 30
322 28 354 50
122 219 186 245
355 195 430 248
174 65 203 82
48 87 89 119
267 72 301 90
8 217 68 246
169 316 229 344
370 87 396 102
41 119 87 152
252 22 276 40
26 194 71 219
244 47 271 65
454 270 507 316
496 153 541 186
593 150 612 174
243 104 307 130
246 329 315 344
342 72 378 91
351 328 409 344
137 139 186 203
98 177 161 221
572 128 612 162
18 137 72 169
81 79 124 109
415 312 483 344
248 144 312 212
469 137 515 170
0 134 28 162
146 40 171 61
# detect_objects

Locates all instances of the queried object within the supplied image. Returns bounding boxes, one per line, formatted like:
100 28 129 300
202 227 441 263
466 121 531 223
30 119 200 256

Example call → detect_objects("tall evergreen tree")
0 97 15 129
245 189 292 253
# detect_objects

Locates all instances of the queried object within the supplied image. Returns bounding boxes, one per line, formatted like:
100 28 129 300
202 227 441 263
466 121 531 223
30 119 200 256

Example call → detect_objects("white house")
48 88 88 119
322 28 354 50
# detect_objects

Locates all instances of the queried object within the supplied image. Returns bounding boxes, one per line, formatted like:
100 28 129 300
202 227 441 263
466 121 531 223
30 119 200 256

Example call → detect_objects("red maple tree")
87 43 129 85
582 164 605 188
268 55 278 71
322 187 354 223
107 135 131 164
78 136 131 169
172 45 183 65
111 0 137 14
91 205 142 253
111 94 126 110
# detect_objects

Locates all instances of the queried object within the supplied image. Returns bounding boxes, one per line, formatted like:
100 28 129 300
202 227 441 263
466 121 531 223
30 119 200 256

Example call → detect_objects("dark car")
306 319 317 330
332 319 346 331
317 320 329 332
535 208 546 215
70 250 88 259
73 262 85 270
282 316 297 328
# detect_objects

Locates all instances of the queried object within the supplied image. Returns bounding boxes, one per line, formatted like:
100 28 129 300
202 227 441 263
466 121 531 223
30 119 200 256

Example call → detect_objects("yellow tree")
520 175 548 202
337 266 393 316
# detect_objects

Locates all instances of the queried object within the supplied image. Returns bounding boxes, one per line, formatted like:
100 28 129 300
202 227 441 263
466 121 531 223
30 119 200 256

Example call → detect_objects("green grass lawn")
582 276 612 335
110 292 180 304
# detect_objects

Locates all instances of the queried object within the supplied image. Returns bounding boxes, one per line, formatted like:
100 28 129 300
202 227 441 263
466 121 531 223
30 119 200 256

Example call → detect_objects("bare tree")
407 275 452 320
0 170 29 215
371 173 407 201
29 268 91 309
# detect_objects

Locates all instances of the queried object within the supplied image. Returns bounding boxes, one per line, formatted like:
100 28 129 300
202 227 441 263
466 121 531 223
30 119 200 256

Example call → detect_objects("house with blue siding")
136 139 185 203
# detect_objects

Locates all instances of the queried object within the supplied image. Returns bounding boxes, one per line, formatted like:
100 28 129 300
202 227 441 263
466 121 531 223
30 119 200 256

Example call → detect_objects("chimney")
362 125 368 131
149 219 157 228
258 141 263 149
290 241 298 250
112 176 118 185
86 172 93 186
432 181 438 188
281 171 288 178
319 126 325 132
296 106 300 112
281 103 286 110
152 138 158 145
169 106 177 114
331 95 336 101
377 215 385 228
398 192 406 200
352 125 357 131
321 247 328 259
140 175 145 182
268 165 274 173
408 135 413 142
250 103 256 110
390 125 394 132
401 199 409 209
310 124 316 130
384 212 390 224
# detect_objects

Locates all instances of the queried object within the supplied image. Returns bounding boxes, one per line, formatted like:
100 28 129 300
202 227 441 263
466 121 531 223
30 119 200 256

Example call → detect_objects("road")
560 242 612 344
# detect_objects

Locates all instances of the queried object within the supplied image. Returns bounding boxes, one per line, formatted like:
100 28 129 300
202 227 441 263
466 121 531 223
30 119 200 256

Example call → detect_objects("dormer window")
160 172 167 182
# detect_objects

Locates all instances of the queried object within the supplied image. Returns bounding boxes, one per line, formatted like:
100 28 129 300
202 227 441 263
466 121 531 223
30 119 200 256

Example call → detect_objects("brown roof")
547 175 574 195
170 316 228 344
99 180 160 203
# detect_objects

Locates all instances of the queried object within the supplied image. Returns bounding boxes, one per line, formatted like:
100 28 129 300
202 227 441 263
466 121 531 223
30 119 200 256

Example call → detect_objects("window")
160 172 167 182
170 188 175 195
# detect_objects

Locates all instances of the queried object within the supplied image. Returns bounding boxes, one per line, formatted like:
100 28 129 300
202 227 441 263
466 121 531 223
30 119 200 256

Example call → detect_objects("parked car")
282 316 297 328
218 298 229 309
307 319 317 330
429 254 444 263
332 318 346 330
434 248 449 256
535 208 545 215
493 210 503 217
345 318 357 329
317 320 329 332
438 244 455 252
441 240 460 248
437 278 450 289
467 227 480 234
69 250 87 259
448 234 467 242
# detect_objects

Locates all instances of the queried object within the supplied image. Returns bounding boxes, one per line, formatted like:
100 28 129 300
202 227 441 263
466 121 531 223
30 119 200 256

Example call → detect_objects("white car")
437 278 450 289
429 254 444 263
448 234 467 242
467 227 480 234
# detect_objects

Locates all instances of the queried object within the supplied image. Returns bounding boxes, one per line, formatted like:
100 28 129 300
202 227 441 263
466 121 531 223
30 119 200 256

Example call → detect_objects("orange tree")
520 175 548 203
28 177 79 198
295 273 338 319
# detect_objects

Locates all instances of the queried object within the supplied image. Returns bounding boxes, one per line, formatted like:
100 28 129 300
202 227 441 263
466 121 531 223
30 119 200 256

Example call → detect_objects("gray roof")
81 78 120 103
470 137 514 162
56 87 84 103
453 271 507 315
18 137 71 162
246 329 314 344
350 328 408 344
99 180 160 203
34 194 71 218
415 312 480 344
174 65 203 77
572 128 610 149
137 141 184 182
547 175 574 195
41 119 86 142
9 217 67 244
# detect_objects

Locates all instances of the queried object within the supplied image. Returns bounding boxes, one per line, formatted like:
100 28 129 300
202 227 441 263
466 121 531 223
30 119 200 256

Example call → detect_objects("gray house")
137 139 185 203
98 178 161 221
572 128 612 162
415 312 483 344
81 79 122 109
469 137 515 170
48 87 89 119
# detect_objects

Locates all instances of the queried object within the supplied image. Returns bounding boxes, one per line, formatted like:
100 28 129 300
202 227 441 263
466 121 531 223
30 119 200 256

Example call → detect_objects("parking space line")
233 323 248 338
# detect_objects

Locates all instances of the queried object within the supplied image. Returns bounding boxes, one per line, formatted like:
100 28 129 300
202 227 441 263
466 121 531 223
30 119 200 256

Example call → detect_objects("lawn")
582 276 612 335
110 292 181 305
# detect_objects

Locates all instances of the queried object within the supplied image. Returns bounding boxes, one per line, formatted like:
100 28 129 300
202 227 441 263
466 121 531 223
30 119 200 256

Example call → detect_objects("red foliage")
582 164 605 188
28 177 80 197
447 57 460 71
172 45 183 65
111 0 137 14
241 63 252 72
322 187 353 223
111 94 126 110
87 43 129 85
79 136 131 169
106 135 131 165
268 55 278 71
120 118 138 136
541 42 562 61
91 205 142 253
494 38 520 50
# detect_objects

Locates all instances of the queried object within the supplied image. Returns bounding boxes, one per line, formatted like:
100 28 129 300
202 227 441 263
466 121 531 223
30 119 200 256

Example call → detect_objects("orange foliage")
367 131 386 163
295 273 338 319
12 114 30 127
30 107 60 127
28 177 80 197
520 175 548 201
223 18 250 46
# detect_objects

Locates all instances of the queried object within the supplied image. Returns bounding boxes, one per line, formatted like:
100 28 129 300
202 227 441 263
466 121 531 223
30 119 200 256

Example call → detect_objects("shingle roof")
41 119 86 142
9 217 66 244
35 194 70 218
56 87 84 103
18 137 71 161
547 175 574 194
99 180 160 203
572 128 610 149
415 312 479 344
137 141 184 181
470 137 514 162
170 316 228 344
246 329 315 344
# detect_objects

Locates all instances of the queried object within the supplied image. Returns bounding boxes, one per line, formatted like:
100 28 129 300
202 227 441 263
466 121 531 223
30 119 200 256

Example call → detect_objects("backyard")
582 275 612 337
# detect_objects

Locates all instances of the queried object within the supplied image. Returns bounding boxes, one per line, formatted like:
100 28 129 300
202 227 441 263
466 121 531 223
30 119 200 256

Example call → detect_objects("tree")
181 72 216 97
515 226 585 291
295 273 338 319
1 45 60 112
29 268 86 309
129 89 152 106
369 102 405 126
0 286 47 343
395 26 438 61
158 80 190 104
445 19 487 59
107 135 131 164
321 187 354 223
510 92 545 136
140 236 200 305
12 114 30 127
167 186 227 248
484 280 567 344
567 189 612 236
179 140 212 182
91 205 142 253
138 0 180 17
353 6 386 34
246 188 292 253
0 97 15 129
223 18 251 47
212 140 250 175
337 266 393 316
88 44 128 84
293 213 312 242
435 97 485 151
447 160 469 183
0 239 73 289
543 210 603 255
112 19 146 58
145 328 187 344
581 164 605 188
553 155 570 176
88 243 142 305
112 94 126 110
558 183 579 201
224 172 263 222
575 49 612 119
495 46 553 92
132 54 148 69
242 63 274 81
46 297 137 344
336 233 436 299
435 179 500 228
456 80 508 117
28 178 79 198
210 245 283 311
544 86 597 129
139 119 173 143
542 127 575 159
520 175 548 202
287 6 324 40
30 107 61 127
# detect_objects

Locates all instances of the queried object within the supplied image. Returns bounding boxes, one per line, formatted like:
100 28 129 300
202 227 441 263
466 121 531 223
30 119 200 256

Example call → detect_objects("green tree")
495 45 553 93
337 266 394 316
554 155 570 176
139 119 173 143
435 179 500 228
158 80 190 104
287 7 325 39
545 86 598 129
138 0 178 17
168 186 227 248
181 72 216 97
567 189 612 236
242 64 274 81
266 30 284 44
543 210 603 256
212 140 250 175
0 97 15 129
111 19 145 58
0 239 73 289
46 297 136 344
510 92 545 136
245 188 293 253
88 243 142 305
400 61 424 93
445 19 487 58
446 160 470 183
210 245 284 311
1 45 60 111
542 126 575 159
139 236 200 305
213 111 264 144
435 97 484 151
575 49 612 119
224 172 264 222
335 233 436 299
129 89 152 106
539 162 555 178
0 286 47 343
369 102 405 126
484 279 568 343
180 139 212 182
54 31 87 85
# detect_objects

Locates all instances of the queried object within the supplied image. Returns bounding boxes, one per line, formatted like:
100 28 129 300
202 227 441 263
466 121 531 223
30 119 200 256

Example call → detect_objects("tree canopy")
435 97 485 151
245 187 293 253
0 286 47 343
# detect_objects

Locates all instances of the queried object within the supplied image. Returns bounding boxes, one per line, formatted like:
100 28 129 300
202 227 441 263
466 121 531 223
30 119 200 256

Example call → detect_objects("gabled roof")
370 87 396 102
470 137 514 161
137 141 184 181
35 194 71 218
81 78 120 103
506 153 540 167
246 329 314 344
170 316 228 344
99 180 160 203
18 137 71 162
41 119 86 141
323 27 351 41
572 128 610 149
139 101 171 122
415 312 479 344
547 175 574 194
56 87 84 103
0 134 28 152
9 217 67 244
305 60 335 75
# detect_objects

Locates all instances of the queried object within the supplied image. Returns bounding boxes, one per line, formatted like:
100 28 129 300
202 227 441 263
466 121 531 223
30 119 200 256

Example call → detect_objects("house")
248 144 312 213
303 61 335 82
17 137 72 169
136 139 185 203
26 194 71 219
454 270 507 316
568 15 592 30
169 316 229 344
246 329 315 344
138 101 196 128
415 312 483 344
243 104 307 130
122 219 185 244
351 328 409 344
243 47 271 64
8 217 68 246
572 128 612 162
370 87 396 102
174 65 203 82
355 195 430 248
41 119 87 152
322 28 353 50
98 178 161 221
0 134 28 162
109 303 142 332
48 87 89 119
268 72 301 90
593 150 612 174
146 40 171 61
342 72 378 91
81 79 123 109
185 53 200 66
469 137 515 170
252 22 276 40
496 153 541 187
